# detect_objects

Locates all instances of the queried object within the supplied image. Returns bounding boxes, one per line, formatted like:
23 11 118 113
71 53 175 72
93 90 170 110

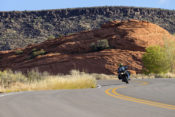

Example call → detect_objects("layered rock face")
0 6 175 51
0 20 173 74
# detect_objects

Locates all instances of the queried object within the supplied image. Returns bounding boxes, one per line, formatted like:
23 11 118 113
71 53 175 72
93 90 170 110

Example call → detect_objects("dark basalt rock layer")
0 6 175 51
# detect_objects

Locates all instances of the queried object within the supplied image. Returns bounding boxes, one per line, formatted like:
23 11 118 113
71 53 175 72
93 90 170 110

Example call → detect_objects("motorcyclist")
117 63 130 80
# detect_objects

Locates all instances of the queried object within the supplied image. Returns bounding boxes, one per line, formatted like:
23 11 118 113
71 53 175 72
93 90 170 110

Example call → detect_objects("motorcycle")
118 71 129 84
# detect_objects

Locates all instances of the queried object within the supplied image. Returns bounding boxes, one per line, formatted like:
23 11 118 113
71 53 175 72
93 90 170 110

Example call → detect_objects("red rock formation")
0 19 174 74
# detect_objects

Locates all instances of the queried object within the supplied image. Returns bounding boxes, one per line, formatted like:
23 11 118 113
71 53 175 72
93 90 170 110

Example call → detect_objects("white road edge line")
0 84 102 98
0 92 26 98
97 84 102 88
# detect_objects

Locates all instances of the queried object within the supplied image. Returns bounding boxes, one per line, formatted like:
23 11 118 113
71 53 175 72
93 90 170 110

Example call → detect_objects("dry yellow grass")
131 72 175 79
0 70 96 93
90 73 117 80
1 69 175 93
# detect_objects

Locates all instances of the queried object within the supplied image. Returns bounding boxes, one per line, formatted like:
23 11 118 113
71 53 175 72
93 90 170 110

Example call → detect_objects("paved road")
0 79 175 117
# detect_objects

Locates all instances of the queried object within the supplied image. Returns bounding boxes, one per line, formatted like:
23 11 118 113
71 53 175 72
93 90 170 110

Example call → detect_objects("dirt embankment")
0 19 173 74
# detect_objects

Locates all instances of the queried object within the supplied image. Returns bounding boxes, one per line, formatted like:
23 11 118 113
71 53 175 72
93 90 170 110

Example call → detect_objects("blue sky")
0 0 174 11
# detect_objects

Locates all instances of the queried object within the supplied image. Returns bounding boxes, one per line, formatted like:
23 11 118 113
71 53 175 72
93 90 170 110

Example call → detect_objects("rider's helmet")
119 63 123 67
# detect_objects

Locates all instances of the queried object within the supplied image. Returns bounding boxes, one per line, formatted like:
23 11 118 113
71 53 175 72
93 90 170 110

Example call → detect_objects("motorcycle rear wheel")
122 76 129 84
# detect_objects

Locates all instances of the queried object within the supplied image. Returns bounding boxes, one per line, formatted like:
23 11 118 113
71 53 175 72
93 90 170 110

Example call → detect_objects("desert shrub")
142 38 175 74
32 48 37 52
163 38 175 72
26 69 49 82
47 35 55 40
90 39 110 51
57 34 64 38
31 49 46 59
142 46 170 74
0 70 27 87
43 23 54 30
15 50 23 55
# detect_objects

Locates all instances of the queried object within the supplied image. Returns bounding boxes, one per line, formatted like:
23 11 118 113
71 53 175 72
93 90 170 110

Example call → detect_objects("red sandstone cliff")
0 19 174 74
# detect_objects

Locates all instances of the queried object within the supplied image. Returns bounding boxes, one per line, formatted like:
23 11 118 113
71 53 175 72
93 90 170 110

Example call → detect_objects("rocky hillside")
0 6 175 51
0 20 174 74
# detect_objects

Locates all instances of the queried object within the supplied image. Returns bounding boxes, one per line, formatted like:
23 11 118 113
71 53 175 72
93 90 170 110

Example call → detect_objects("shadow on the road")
101 83 123 87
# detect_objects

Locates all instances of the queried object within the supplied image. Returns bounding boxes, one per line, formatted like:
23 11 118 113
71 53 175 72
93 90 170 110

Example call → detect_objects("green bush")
90 39 110 51
142 46 171 74
47 35 55 40
15 50 23 55
142 37 175 74
31 49 46 59
32 48 37 52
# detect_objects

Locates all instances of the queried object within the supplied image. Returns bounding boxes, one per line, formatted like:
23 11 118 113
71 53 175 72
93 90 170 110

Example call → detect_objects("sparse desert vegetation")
30 49 46 59
0 68 175 93
130 73 175 79
142 38 175 74
0 70 97 93
0 20 174 79
15 50 24 55
90 39 110 51
0 20 175 94
0 6 175 51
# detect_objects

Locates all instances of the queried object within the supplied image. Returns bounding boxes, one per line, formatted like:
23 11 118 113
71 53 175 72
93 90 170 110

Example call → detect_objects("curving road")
0 79 175 117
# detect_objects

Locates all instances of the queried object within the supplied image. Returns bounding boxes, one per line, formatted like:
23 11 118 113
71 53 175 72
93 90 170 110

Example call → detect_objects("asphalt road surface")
0 79 175 117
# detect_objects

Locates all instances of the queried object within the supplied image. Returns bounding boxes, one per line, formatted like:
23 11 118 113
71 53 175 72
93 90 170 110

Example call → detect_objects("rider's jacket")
117 66 128 74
